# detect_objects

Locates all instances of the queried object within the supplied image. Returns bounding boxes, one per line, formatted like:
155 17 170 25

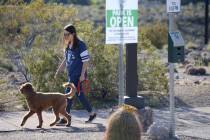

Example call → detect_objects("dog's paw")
66 124 71 127
37 125 42 128
50 123 55 127
20 122 24 126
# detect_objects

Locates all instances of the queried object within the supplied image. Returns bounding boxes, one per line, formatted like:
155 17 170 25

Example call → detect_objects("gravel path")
1 106 210 140
0 110 108 140
154 107 210 140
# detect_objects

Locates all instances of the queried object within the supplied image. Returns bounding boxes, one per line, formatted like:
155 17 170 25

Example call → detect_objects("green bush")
207 44 210 51
137 54 168 93
0 46 14 71
138 43 168 93
138 91 169 108
140 22 168 50
138 23 168 94
23 47 66 92
0 62 13 72
186 41 199 50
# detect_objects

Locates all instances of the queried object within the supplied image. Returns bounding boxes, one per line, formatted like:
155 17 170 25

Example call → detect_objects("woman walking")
55 24 96 125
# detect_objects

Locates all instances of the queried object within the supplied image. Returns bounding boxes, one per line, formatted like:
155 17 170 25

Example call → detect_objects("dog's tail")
63 83 76 99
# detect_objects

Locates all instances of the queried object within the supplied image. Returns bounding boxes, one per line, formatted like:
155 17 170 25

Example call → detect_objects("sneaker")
56 118 67 126
85 113 97 123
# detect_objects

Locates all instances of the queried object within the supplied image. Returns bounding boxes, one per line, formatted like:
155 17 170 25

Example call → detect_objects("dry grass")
0 68 26 111
0 89 26 111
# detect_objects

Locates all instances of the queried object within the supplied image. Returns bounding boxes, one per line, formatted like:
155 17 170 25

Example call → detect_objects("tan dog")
19 82 76 128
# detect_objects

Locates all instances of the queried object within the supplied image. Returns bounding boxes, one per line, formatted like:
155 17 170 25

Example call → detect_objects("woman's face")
64 30 74 45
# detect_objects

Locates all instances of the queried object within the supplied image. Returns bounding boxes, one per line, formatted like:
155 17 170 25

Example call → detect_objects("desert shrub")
139 91 168 107
140 22 168 50
0 61 14 72
23 47 67 92
138 58 168 93
0 46 14 71
138 27 168 94
207 44 210 51
186 42 199 50
0 0 76 88
90 0 104 5
151 0 203 5
0 0 76 49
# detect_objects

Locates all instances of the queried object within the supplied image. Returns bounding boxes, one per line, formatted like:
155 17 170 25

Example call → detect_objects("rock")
147 122 170 140
184 64 194 73
201 52 210 66
187 67 198 75
185 64 207 76
197 67 206 75
194 80 200 85
137 107 153 132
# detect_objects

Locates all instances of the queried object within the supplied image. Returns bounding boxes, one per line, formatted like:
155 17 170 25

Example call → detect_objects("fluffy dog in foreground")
19 82 76 128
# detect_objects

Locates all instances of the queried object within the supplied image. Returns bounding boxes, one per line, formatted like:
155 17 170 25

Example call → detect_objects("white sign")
106 0 138 44
167 0 181 13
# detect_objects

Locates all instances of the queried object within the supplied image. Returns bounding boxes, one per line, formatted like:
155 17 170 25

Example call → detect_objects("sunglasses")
64 32 70 37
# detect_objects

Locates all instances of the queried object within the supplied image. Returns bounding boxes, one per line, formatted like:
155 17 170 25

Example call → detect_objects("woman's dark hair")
64 24 79 49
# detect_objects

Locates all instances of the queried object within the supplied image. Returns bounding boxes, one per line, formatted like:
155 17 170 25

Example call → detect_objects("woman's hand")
54 72 58 79
79 74 85 82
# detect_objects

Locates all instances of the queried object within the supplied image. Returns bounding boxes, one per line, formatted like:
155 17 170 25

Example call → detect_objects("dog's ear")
19 82 26 92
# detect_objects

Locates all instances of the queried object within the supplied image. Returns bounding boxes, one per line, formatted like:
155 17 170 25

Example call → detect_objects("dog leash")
77 79 90 96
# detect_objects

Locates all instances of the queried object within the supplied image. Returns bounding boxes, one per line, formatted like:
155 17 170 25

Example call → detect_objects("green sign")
106 10 138 27
106 0 138 44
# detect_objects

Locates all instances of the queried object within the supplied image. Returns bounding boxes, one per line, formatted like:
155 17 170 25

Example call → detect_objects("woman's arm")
79 42 90 81
80 61 89 81
54 58 66 79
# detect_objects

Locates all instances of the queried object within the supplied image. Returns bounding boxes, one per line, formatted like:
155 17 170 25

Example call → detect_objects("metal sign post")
169 13 175 138
118 0 125 105
168 1 185 136
106 0 138 106
167 0 180 138
205 0 209 44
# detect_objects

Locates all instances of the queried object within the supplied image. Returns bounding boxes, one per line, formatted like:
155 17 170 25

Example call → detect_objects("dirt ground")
174 68 210 107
